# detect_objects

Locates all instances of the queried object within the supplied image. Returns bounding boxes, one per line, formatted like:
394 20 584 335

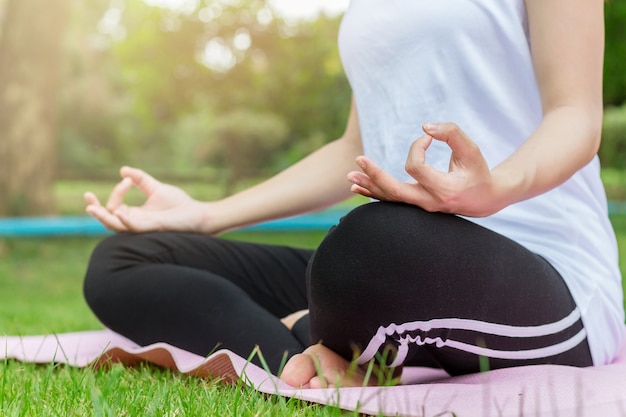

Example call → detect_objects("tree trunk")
0 0 68 216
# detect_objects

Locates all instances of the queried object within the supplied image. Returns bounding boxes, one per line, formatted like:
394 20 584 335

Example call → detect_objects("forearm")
491 105 602 208
204 134 363 233
491 0 605 208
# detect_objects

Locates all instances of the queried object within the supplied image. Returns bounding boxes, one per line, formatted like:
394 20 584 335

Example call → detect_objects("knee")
312 202 423 269
307 203 423 352
83 233 142 315
84 233 133 277
309 203 408 297
320 202 428 249
308 202 445 304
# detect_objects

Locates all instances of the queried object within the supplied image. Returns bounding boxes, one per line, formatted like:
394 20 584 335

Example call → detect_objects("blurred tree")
55 0 351 187
201 4 351 166
205 108 289 194
61 0 217 179
599 1 626 170
101 0 350 181
58 0 129 179
165 106 216 178
604 0 626 107
600 105 626 169
0 0 7 34
0 0 69 215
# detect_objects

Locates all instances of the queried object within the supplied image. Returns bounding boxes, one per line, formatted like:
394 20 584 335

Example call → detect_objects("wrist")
489 165 528 212
193 200 229 235
197 198 254 235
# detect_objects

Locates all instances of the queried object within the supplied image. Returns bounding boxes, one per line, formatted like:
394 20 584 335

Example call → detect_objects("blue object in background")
1 202 625 237
0 207 348 237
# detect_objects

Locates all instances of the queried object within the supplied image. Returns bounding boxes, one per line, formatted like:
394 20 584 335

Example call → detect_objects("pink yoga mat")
2 329 626 417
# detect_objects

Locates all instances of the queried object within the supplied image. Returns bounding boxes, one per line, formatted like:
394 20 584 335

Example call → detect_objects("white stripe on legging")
387 328 587 367
357 308 584 366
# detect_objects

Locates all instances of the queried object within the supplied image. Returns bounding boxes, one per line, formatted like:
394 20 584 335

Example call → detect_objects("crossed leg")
281 202 593 387
84 232 314 375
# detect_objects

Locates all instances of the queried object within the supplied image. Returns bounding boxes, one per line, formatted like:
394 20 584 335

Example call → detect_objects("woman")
84 0 624 388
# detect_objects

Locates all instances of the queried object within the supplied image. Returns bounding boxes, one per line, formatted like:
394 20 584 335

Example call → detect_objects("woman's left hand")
347 122 509 217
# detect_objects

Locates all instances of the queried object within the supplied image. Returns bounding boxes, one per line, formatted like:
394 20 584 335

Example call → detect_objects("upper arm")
525 0 604 122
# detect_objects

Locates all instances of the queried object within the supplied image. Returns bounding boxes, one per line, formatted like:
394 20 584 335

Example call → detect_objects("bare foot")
280 309 309 330
280 344 376 389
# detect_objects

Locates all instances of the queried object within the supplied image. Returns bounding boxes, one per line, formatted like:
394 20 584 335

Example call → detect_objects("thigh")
86 232 313 317
307 202 593 375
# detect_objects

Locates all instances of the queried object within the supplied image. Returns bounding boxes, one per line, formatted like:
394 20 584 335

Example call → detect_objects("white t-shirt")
338 0 624 365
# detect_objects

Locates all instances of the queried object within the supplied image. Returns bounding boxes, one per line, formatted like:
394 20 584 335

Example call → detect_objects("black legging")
307 202 592 375
83 232 312 373
83 202 593 376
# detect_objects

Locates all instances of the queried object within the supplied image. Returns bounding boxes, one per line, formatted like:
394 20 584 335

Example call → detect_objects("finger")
112 205 134 231
405 138 450 191
350 183 377 199
85 203 129 232
354 157 439 207
105 177 133 212
411 165 450 197
114 205 146 233
354 156 391 185
120 166 160 196
403 137 457 205
348 168 397 201
348 171 386 196
404 135 433 182
355 156 414 202
83 191 101 206
115 205 165 233
84 191 130 232
422 122 481 162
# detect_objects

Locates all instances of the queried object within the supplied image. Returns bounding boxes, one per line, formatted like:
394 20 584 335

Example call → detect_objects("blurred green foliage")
600 106 626 170
208 108 289 194
599 0 626 174
602 167 626 201
604 0 626 107
56 0 351 186
599 0 626 172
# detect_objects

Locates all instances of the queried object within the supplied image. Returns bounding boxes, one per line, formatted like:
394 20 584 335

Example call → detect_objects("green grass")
0 233 361 417
0 360 347 417
0 360 352 417
1 217 625 416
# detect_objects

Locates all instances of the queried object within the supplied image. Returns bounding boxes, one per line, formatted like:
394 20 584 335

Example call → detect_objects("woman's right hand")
84 166 214 234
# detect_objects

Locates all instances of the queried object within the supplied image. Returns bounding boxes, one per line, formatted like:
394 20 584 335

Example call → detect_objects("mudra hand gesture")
348 122 508 217
84 166 210 233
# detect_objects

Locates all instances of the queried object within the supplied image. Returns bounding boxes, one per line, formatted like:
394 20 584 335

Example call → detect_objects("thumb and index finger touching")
422 122 482 163
104 166 155 211
83 166 159 231
406 122 479 173
404 122 487 199
119 166 160 195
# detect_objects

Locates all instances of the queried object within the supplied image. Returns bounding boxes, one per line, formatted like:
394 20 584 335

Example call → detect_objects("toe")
280 353 317 388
